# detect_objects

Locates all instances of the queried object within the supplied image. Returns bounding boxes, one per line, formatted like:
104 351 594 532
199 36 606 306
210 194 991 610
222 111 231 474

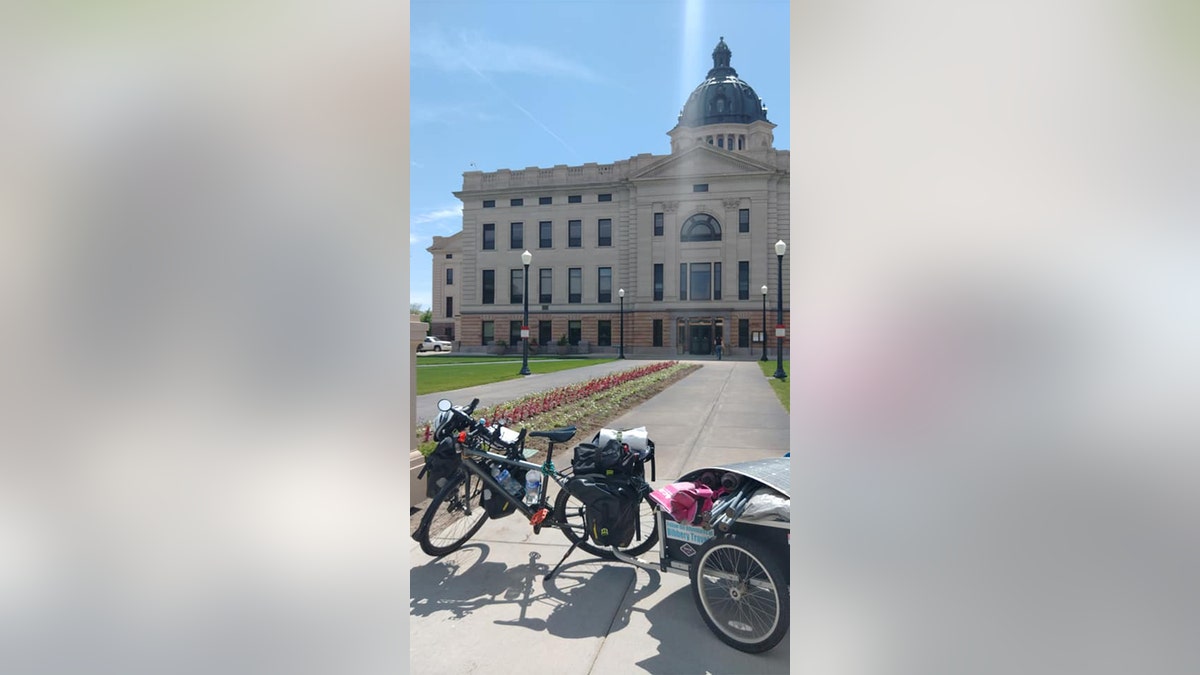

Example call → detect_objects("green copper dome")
677 38 770 128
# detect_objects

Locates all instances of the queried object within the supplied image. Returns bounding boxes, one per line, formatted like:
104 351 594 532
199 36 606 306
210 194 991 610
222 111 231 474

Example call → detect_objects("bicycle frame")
456 441 571 522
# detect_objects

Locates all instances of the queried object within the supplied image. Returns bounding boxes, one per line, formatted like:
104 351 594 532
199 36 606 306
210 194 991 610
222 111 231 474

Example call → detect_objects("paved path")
409 361 791 674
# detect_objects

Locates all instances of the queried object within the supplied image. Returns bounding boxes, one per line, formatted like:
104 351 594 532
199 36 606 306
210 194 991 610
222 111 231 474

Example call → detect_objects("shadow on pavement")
636 585 790 675
410 546 663 640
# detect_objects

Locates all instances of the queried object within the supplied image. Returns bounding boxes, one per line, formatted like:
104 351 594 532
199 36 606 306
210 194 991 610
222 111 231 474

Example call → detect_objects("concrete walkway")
409 361 790 675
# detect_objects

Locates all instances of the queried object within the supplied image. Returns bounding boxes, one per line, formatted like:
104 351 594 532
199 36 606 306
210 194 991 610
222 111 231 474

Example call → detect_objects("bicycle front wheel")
416 469 489 557
554 485 659 559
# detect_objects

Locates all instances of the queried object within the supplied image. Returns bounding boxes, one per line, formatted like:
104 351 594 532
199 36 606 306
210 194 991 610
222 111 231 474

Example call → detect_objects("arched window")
680 213 722 242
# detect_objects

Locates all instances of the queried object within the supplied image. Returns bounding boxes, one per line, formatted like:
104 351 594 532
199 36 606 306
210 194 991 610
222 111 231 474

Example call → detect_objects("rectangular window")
652 319 663 347
738 261 750 300
598 267 612 303
679 263 687 300
538 196 552 205
598 193 612 202
482 223 495 250
653 264 663 301
598 218 612 247
568 320 581 346
538 321 552 347
510 198 523 207
446 268 453 285
482 321 494 346
507 320 521 346
445 253 453 259
510 222 523 249
653 212 663 236
510 269 523 304
739 319 750 348
445 297 453 318
539 221 552 248
739 208 750 233
482 269 495 304
483 200 495 208
693 184 708 192
568 267 582 304
714 262 722 300
568 220 581 248
568 195 581 204
689 263 712 300
539 268 552 304
597 320 612 347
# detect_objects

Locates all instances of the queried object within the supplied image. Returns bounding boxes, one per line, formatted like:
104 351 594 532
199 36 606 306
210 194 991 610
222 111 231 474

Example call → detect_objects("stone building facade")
430 38 789 357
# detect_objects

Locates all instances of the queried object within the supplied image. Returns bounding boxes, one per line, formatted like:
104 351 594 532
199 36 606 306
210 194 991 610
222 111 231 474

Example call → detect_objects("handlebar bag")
419 436 462 499
572 439 642 478
566 474 648 547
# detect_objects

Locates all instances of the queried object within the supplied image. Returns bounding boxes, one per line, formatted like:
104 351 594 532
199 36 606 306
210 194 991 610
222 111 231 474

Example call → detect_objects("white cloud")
411 205 462 226
412 29 602 82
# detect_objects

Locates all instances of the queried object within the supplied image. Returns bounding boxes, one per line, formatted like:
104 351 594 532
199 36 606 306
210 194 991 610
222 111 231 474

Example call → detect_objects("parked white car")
417 336 453 352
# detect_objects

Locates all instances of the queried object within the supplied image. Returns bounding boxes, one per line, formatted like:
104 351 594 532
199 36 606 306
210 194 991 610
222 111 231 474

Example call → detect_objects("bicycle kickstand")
544 539 581 581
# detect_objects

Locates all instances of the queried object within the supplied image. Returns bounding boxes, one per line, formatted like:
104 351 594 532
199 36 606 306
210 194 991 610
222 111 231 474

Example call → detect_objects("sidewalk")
409 361 790 675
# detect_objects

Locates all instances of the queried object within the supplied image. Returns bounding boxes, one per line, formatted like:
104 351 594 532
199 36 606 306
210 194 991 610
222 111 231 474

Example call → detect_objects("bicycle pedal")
529 507 549 527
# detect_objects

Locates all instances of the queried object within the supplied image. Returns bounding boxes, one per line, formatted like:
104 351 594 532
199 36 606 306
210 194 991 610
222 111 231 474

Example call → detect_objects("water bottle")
497 468 521 495
524 468 542 505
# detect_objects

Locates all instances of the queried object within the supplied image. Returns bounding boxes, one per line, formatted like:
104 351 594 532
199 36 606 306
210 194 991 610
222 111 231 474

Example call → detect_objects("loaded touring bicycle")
414 397 790 653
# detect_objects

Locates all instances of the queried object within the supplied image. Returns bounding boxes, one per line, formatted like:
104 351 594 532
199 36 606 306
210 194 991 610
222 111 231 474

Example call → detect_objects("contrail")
462 59 579 160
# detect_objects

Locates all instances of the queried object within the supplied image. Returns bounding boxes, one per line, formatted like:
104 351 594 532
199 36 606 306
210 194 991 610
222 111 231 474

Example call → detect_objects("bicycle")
413 398 660 577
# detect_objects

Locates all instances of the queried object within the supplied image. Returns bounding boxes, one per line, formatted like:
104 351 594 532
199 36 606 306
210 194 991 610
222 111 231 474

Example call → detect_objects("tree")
420 308 432 326
410 302 424 314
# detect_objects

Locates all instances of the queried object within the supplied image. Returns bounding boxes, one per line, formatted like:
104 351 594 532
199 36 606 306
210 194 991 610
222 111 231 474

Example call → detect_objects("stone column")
410 313 429 507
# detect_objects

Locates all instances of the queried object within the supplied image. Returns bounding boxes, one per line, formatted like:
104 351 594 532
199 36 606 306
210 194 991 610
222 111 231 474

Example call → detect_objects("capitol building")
427 38 789 357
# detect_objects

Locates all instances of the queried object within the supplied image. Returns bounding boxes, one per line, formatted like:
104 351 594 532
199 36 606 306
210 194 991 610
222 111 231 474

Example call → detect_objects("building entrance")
676 317 724 356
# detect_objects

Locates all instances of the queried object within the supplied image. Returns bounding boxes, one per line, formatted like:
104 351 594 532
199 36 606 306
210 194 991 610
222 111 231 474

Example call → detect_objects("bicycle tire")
689 533 789 653
416 468 489 557
553 484 659 559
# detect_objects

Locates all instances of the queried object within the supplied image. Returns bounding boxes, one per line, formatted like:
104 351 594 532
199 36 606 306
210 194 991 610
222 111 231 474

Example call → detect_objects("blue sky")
410 0 790 309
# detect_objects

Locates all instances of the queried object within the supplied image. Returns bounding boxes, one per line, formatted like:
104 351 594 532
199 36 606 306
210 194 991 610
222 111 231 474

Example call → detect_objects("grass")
758 359 790 411
417 357 617 395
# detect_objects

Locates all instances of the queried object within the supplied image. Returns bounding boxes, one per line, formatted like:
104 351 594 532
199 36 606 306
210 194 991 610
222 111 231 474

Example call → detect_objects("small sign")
520 328 530 338
775 327 786 337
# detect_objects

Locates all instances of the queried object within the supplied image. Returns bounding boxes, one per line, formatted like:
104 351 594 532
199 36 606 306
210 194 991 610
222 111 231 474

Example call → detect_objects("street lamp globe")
618 288 624 298
775 240 786 257
521 250 532 265
761 284 767 296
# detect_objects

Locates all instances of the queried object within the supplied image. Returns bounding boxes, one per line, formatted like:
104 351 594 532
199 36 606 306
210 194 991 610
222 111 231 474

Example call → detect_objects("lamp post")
618 288 626 359
760 284 768 361
773 241 787 380
519 250 531 376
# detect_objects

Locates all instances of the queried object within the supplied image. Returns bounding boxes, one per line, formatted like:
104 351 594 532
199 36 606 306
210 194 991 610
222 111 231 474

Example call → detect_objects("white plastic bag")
594 426 651 458
740 488 790 522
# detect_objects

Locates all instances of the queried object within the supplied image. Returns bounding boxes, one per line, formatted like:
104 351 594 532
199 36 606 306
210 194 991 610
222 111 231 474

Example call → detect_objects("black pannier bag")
419 437 462 499
481 468 525 519
566 474 649 547
572 439 642 478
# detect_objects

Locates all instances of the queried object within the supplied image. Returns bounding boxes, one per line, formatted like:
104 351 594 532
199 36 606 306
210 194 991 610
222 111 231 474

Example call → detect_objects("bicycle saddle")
528 426 577 443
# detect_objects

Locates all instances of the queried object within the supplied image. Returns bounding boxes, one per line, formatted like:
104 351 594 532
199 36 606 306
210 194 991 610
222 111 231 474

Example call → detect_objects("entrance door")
690 324 712 355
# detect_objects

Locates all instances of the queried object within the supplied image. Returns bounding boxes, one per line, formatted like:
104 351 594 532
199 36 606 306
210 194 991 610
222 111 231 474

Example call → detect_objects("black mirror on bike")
437 399 452 412
466 398 480 414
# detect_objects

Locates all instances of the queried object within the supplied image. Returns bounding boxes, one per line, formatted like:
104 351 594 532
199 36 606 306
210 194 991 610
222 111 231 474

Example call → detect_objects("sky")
409 0 791 310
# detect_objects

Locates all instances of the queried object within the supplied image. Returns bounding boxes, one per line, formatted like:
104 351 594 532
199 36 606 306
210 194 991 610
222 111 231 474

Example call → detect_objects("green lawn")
417 357 617 395
757 359 790 411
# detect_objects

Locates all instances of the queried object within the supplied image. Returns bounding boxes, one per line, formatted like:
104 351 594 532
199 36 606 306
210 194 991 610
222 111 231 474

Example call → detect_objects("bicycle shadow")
636 584 790 674
410 545 662 639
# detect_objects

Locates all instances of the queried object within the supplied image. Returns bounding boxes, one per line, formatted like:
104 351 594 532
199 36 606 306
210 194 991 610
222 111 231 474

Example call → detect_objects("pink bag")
650 482 716 525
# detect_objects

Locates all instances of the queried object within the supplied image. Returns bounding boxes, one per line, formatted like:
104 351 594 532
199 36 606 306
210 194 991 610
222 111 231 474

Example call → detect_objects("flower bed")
419 360 685 450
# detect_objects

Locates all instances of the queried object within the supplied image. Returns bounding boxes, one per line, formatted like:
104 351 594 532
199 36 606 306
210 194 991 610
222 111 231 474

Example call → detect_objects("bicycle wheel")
689 534 789 653
553 484 659 559
416 468 489 557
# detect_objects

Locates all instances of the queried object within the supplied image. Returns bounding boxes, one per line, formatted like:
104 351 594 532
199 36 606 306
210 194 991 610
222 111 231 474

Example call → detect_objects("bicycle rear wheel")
554 485 659 559
416 468 489 557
